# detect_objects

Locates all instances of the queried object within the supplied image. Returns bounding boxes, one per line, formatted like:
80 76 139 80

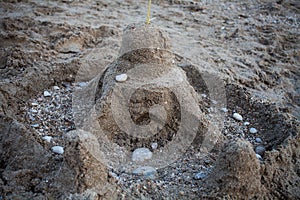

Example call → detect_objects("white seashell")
115 74 128 82
51 146 64 154
233 113 243 121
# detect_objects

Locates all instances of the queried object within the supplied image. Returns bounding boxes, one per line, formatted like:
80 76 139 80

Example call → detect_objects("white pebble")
233 113 243 121
244 121 250 126
42 136 52 143
53 86 60 90
255 138 262 143
51 146 64 154
31 109 38 113
256 154 263 160
201 94 207 98
132 148 152 162
43 91 51 97
151 143 158 150
220 107 228 113
249 127 258 134
78 82 87 87
31 124 39 128
31 102 39 106
115 74 128 82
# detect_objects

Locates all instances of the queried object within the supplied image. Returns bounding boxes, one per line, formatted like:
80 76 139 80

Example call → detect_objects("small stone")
115 74 128 82
51 146 64 154
211 100 217 104
53 86 60 90
31 109 38 113
132 166 156 178
42 136 52 143
31 124 39 128
220 107 228 113
151 142 158 150
256 154 263 160
37 97 43 102
43 91 51 97
78 82 87 87
194 171 207 180
201 94 207 98
179 191 185 195
31 102 39 106
244 121 250 126
249 127 258 134
132 148 152 162
255 138 262 143
255 145 266 156
233 113 243 121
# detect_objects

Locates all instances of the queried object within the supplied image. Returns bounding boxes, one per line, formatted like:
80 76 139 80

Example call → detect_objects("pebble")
31 109 38 113
220 107 228 113
78 82 87 87
249 127 258 134
53 86 60 90
42 136 52 143
233 113 243 121
255 145 266 156
132 148 152 162
115 74 128 82
31 124 40 128
244 121 250 126
37 97 43 102
201 94 207 98
43 91 51 97
255 138 262 143
151 142 158 150
51 146 64 154
193 171 208 180
31 102 39 106
132 166 157 178
211 100 217 104
256 154 263 160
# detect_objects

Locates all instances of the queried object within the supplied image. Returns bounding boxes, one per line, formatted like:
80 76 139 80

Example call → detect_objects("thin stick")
146 0 152 24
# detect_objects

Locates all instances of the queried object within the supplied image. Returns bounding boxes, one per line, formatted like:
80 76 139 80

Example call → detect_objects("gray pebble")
255 145 266 156
255 138 262 143
132 166 157 179
220 107 228 113
194 171 207 180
